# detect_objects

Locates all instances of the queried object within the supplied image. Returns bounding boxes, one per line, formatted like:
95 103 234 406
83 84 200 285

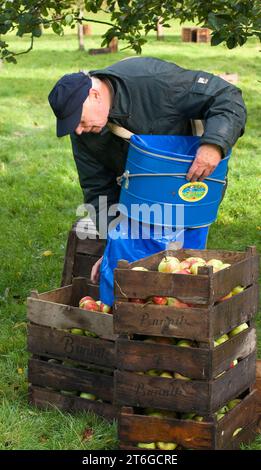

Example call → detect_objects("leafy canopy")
0 0 260 62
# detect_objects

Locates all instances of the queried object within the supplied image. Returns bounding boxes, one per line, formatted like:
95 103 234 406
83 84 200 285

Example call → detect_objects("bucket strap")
117 170 226 188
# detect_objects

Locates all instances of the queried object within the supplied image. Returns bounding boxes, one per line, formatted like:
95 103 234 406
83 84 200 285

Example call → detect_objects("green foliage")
0 0 260 60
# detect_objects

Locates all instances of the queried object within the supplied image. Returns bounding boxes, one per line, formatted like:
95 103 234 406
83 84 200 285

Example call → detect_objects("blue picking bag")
99 217 209 307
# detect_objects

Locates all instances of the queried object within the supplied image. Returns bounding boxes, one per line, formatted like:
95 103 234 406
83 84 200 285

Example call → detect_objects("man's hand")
186 144 222 182
91 256 103 284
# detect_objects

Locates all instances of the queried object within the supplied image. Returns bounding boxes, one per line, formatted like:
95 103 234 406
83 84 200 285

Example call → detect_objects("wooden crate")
61 218 105 286
118 389 260 450
114 246 259 343
182 27 210 43
256 360 261 415
27 277 118 419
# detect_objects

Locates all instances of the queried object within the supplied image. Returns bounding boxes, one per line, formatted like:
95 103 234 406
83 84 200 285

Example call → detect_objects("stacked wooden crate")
182 27 210 43
113 246 260 449
27 277 118 421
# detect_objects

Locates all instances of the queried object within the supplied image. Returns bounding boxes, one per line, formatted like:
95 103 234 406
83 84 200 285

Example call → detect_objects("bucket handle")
117 170 226 188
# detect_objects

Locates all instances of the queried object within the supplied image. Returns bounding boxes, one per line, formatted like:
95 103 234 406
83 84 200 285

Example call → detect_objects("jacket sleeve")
70 131 121 235
176 72 247 157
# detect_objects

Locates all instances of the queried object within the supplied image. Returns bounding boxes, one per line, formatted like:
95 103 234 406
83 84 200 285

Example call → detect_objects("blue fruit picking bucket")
118 135 231 228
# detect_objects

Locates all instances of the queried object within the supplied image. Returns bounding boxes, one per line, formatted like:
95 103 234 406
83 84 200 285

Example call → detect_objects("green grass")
0 22 260 450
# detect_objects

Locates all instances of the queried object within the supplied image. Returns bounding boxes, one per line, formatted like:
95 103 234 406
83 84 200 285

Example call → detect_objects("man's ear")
89 88 101 102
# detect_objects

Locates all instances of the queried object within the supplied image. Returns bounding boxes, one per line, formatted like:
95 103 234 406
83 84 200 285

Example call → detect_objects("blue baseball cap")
48 72 92 137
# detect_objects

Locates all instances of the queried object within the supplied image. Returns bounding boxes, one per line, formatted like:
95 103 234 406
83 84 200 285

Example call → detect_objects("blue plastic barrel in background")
119 135 231 228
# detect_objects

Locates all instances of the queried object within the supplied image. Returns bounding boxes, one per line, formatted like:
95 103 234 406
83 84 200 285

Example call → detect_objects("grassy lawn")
0 20 260 450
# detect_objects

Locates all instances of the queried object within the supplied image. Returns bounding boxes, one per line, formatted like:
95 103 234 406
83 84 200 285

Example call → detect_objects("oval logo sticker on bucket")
178 182 208 202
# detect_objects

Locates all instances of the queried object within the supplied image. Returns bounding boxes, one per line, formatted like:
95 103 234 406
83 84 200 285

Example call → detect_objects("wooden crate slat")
73 253 101 279
114 269 211 304
211 352 256 411
29 385 117 421
211 283 259 337
27 297 116 341
215 389 258 449
114 302 210 341
212 327 256 377
116 339 210 380
28 324 116 368
76 238 105 256
118 413 213 449
31 285 73 304
28 357 114 401
61 229 78 286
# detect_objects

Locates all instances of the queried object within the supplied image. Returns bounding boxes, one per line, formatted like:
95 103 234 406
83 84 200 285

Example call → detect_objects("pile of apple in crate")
113 246 261 450
27 277 118 421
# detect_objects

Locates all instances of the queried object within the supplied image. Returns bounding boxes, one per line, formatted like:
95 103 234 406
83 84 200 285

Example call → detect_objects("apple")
219 291 233 301
229 359 238 368
144 336 175 345
160 372 173 379
80 392 96 400
227 399 241 410
232 285 245 295
193 416 204 422
228 323 248 337
181 412 196 420
84 330 98 338
81 299 99 311
130 298 146 304
185 257 206 267
219 263 231 270
167 297 190 308
158 256 180 273
174 372 191 381
48 359 60 364
137 443 156 449
179 260 191 270
79 296 95 308
146 369 161 376
70 328 84 335
99 302 112 313
217 405 228 414
206 259 224 270
232 427 242 437
214 334 229 347
216 412 225 421
156 442 178 450
176 339 193 347
131 266 149 271
145 409 177 419
151 296 168 305
60 390 78 396
175 269 191 275
190 262 206 275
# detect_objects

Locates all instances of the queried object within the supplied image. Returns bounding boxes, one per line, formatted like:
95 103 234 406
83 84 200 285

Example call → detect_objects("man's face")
74 89 110 135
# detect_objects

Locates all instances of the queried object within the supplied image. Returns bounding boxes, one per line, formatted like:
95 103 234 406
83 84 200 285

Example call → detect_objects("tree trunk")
77 7 84 50
156 17 164 41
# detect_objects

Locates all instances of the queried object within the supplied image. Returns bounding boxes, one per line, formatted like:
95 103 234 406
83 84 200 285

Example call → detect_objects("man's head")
48 72 112 137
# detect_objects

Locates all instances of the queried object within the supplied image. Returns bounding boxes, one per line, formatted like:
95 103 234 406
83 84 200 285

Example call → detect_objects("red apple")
167 297 190 308
185 257 206 267
79 296 95 308
99 302 112 314
81 300 99 311
152 296 168 305
179 260 191 270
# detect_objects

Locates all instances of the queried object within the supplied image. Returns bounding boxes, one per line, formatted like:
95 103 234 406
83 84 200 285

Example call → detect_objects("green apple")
181 412 196 420
206 259 224 271
214 334 229 347
60 390 78 396
216 412 225 421
228 323 248 337
137 443 156 449
219 263 231 270
70 328 85 335
227 399 241 410
80 392 96 400
158 256 180 273
131 266 149 271
219 292 233 301
193 416 204 422
217 405 228 414
160 372 173 379
232 285 244 295
146 369 161 376
174 372 191 381
232 427 242 437
156 442 178 450
84 330 98 338
185 257 206 266
190 261 206 275
176 339 193 347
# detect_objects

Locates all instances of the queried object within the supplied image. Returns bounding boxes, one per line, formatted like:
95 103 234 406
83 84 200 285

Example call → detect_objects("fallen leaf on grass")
42 250 53 257
82 427 94 441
